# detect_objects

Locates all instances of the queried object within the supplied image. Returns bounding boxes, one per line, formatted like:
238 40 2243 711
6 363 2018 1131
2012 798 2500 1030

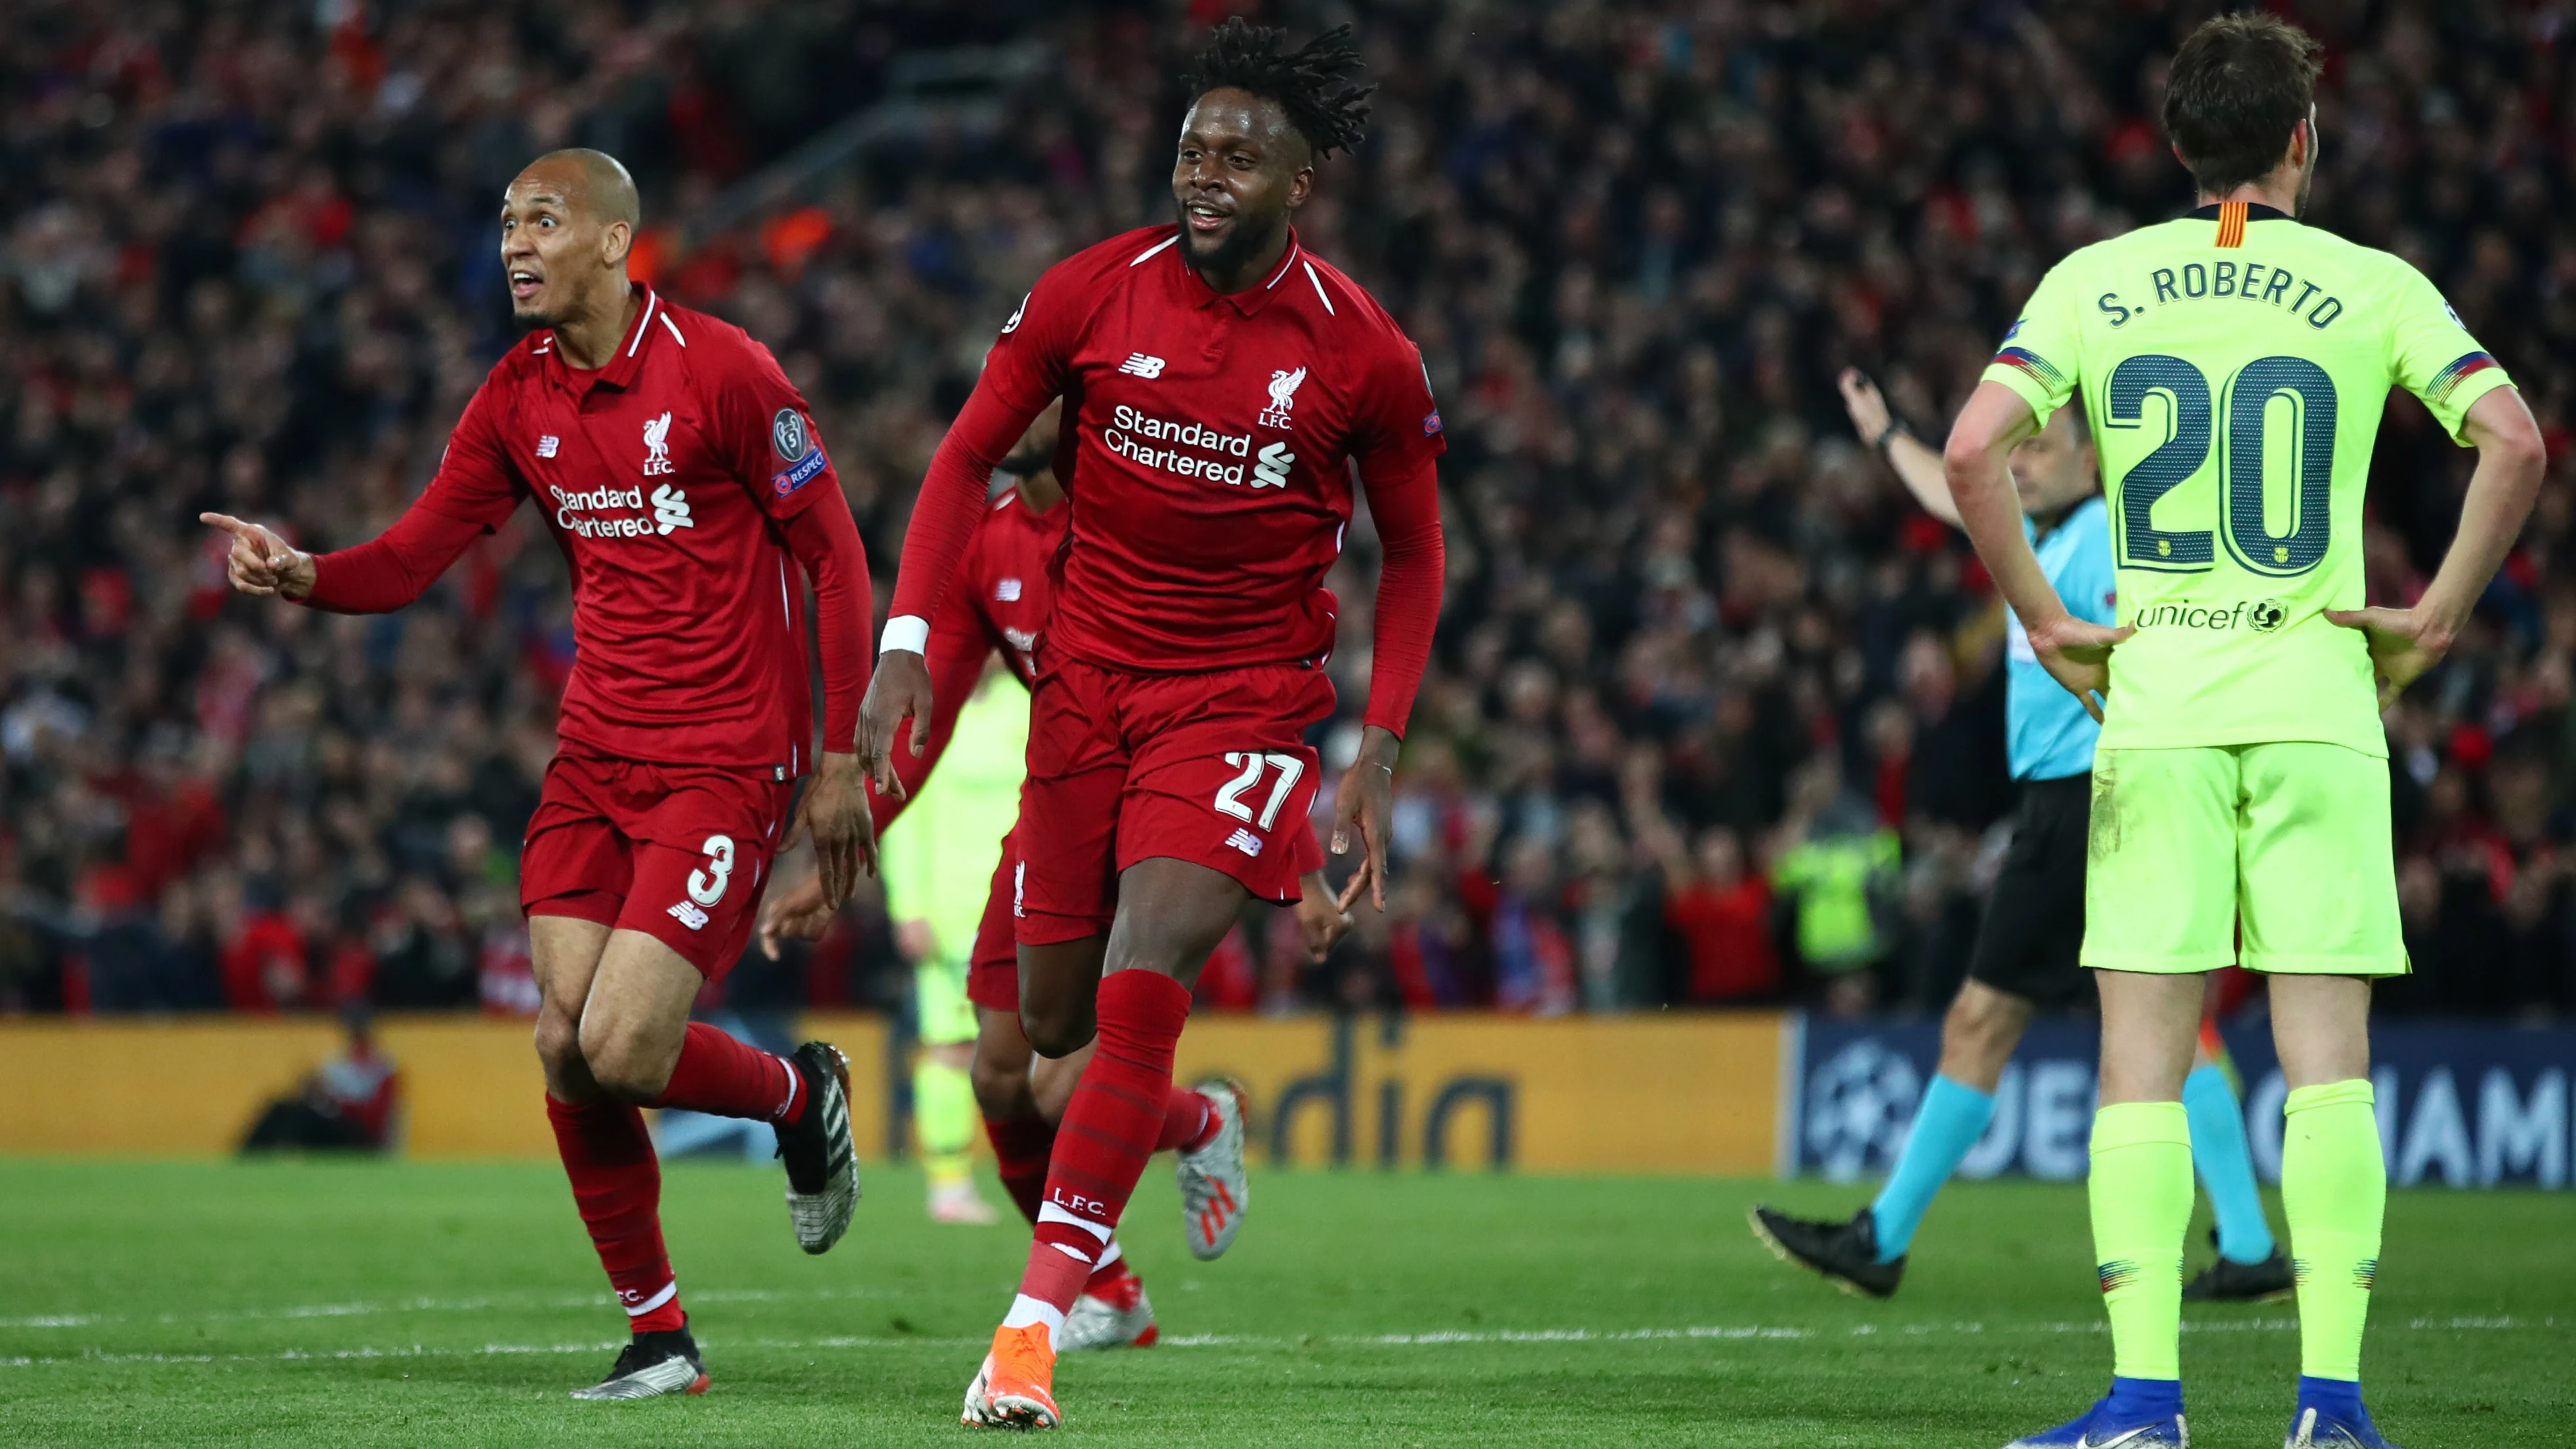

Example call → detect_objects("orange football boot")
963 1322 1060 1430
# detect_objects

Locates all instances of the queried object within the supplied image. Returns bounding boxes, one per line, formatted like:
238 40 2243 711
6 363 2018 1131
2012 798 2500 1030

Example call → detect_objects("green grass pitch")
0 1160 2566 1446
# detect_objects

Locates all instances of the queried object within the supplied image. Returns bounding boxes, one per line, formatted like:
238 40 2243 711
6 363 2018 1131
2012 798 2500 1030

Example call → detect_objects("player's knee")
532 1008 585 1082
1020 1003 1094 1060
577 1019 669 1102
969 1050 1029 1117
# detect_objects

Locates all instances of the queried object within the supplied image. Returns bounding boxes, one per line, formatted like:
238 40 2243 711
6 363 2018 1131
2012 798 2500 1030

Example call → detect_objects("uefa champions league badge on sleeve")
770 408 829 497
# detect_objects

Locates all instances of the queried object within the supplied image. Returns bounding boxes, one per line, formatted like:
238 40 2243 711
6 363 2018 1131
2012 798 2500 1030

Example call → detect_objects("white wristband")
879 614 930 656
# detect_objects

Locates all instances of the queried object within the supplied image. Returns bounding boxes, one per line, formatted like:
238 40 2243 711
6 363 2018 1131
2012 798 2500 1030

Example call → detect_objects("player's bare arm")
2325 386 2546 707
1944 380 2129 722
1841 369 1961 526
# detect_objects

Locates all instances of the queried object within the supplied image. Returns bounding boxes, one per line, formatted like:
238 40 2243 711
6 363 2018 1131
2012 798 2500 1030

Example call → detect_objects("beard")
1176 198 1285 280
512 301 561 331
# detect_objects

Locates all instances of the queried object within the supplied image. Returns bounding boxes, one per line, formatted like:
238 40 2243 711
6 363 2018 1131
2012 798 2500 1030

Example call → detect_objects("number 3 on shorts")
1214 752 1304 830
688 834 736 906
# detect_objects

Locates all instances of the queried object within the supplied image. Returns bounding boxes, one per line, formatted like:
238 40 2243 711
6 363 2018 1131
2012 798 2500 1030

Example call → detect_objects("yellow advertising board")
0 1011 1786 1173
1176 1013 1785 1173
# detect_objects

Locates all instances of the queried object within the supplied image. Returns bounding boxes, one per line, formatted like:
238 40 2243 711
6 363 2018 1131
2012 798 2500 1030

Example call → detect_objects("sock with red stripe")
1084 1240 1136 1296
1156 1083 1218 1154
654 1021 804 1123
546 1094 686 1334
1003 970 1192 1332
984 1110 1054 1227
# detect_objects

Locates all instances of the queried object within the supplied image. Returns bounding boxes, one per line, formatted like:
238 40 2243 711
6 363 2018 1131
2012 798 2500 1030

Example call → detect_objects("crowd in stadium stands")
1 2 2571 1024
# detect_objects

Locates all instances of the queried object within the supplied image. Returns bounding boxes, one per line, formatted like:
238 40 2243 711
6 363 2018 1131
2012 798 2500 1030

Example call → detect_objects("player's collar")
1178 229 1306 317
551 284 663 395
2186 201 2292 222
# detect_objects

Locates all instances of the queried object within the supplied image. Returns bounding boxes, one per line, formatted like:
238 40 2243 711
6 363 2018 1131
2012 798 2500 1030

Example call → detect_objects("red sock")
546 1094 686 1334
1155 1083 1216 1153
984 1111 1054 1227
1021 970 1192 1315
1084 1246 1136 1295
655 1022 804 1123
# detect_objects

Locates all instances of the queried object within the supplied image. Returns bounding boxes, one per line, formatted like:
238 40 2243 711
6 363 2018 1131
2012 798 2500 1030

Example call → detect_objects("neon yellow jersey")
878 668 1029 964
1982 201 2513 757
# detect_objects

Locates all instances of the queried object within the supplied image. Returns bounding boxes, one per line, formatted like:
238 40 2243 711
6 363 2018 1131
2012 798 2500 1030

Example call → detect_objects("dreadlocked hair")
1183 18 1373 159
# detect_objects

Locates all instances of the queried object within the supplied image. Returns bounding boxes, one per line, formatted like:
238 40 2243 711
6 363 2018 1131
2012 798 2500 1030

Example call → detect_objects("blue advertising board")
1785 1015 2572 1189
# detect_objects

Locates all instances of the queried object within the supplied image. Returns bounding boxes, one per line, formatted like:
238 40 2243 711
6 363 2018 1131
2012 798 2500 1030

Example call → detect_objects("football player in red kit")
202 150 872 1401
858 22 1444 1429
761 421 1352 1351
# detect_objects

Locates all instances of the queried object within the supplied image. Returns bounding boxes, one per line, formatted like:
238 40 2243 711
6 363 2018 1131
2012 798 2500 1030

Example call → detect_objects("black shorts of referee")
1965 772 2093 1009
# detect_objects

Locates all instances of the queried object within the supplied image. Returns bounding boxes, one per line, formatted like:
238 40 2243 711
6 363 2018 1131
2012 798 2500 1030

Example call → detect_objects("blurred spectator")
1772 756 1902 1016
239 1007 402 1154
1653 823 1779 1005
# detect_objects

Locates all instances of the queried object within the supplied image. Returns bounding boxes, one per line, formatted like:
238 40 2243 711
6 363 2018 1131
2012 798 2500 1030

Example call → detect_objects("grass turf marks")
0 1161 2566 1446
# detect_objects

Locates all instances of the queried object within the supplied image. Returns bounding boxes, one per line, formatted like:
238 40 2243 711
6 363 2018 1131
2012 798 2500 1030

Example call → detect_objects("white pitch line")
0 1284 907 1332
0 1315 2557 1372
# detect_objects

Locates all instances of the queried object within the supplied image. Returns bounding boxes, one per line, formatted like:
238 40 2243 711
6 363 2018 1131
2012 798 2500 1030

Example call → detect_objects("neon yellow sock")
2089 1101 2192 1381
913 1057 979 1181
2283 1079 2382 1381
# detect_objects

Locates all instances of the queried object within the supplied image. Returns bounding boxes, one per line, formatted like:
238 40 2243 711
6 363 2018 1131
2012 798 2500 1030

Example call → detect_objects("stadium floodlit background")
0 3 2569 1446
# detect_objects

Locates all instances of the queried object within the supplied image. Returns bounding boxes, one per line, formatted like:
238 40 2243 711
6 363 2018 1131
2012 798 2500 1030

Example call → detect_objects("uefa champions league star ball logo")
1804 1040 1922 1182
2249 598 2287 633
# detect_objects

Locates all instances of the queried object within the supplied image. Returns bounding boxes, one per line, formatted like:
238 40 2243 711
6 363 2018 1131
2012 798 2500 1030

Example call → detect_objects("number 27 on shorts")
1213 752 1304 830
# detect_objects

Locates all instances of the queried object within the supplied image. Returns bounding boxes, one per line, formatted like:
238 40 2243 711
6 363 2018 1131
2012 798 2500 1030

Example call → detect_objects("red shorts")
520 751 795 980
965 828 1022 1013
1016 656 1331 946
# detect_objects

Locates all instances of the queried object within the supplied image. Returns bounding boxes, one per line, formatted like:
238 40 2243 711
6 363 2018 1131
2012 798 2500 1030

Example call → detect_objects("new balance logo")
651 484 693 534
1224 828 1264 857
996 578 1023 602
535 434 560 459
1252 442 1294 490
1117 352 1167 378
667 900 709 931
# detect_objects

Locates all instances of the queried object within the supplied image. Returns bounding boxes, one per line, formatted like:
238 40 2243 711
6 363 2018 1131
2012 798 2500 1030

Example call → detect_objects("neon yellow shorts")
914 957 978 1047
2081 742 2407 976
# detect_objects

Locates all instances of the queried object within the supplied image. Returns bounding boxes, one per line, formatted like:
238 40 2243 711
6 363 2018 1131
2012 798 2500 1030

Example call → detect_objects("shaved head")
518 148 640 230
499 149 642 355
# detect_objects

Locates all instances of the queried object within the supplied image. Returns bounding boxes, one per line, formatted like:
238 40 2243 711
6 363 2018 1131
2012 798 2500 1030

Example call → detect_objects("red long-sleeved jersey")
888 226 1444 735
300 285 867 775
